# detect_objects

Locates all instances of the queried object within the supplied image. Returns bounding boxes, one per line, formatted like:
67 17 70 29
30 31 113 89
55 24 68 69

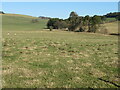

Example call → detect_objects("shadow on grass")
109 33 120 36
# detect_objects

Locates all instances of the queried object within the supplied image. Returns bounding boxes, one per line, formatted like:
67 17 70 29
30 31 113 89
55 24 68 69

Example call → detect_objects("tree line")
104 12 120 20
47 11 107 33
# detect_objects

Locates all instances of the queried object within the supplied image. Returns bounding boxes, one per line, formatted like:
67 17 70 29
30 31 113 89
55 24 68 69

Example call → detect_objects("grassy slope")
2 14 118 33
2 14 48 31
2 14 119 88
104 21 118 34
105 18 116 22
3 30 119 88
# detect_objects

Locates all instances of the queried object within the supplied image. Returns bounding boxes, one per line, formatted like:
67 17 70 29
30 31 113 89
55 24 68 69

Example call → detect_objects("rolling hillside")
2 13 119 88
2 14 48 31
2 13 118 34
104 21 118 34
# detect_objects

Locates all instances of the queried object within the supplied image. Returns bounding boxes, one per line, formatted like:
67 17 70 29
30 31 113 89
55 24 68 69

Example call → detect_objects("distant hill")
2 12 118 33
2 14 48 31
104 12 120 18
104 12 120 21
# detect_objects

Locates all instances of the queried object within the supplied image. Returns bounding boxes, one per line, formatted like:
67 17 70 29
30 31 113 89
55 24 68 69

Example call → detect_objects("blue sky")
2 2 118 19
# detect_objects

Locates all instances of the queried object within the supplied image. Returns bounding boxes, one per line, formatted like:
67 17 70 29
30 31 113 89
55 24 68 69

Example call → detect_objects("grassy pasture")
2 30 119 88
104 21 118 34
2 14 48 31
105 18 117 22
2 14 119 88
2 14 118 34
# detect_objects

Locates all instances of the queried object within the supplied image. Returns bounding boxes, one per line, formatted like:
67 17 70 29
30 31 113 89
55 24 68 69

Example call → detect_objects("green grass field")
105 18 117 22
2 14 48 31
2 14 119 88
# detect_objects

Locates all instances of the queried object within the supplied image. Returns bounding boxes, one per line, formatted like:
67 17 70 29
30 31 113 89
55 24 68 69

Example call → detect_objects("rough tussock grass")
2 30 119 88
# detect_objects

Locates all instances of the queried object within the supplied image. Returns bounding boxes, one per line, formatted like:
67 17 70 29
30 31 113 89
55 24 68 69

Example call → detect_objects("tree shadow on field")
109 33 120 36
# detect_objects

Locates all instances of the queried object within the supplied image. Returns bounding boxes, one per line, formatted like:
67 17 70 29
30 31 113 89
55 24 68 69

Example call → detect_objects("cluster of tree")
68 12 103 33
104 12 120 18
104 12 120 21
47 11 103 33
47 18 68 29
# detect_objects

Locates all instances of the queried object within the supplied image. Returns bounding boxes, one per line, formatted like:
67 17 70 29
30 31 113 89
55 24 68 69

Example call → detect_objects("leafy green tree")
68 12 83 31
47 19 53 28
47 18 59 29
47 18 68 29
88 15 102 33
59 21 68 29
47 11 105 33
93 15 102 24
83 15 90 31
53 20 60 29
70 11 78 17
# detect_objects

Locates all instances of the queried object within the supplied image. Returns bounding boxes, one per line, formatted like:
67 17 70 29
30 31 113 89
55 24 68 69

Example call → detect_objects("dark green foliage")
46 11 111 33
54 20 68 29
68 12 83 31
105 12 120 18
88 15 102 33
92 15 102 25
68 12 102 33
69 11 78 17
47 18 59 29
104 12 120 21
47 18 68 29
83 15 90 31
